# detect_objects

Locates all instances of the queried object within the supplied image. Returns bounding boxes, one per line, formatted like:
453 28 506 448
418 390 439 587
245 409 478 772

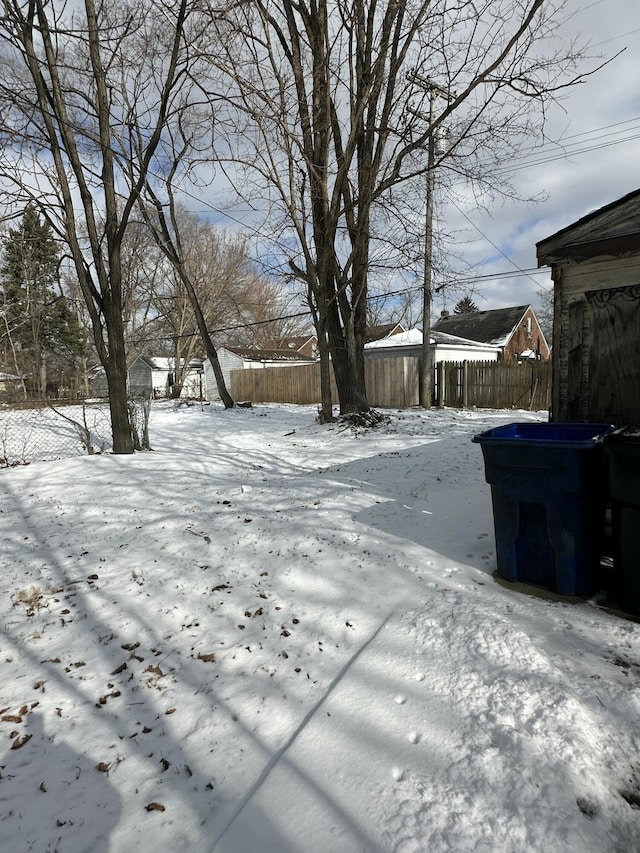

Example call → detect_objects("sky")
2 401 640 851
2 0 636 329
203 0 640 322
435 0 640 314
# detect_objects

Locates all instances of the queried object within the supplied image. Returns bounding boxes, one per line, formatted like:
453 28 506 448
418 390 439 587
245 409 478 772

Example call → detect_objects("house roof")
263 334 316 351
432 306 531 348
364 323 405 343
364 328 501 350
537 187 640 265
133 356 174 371
365 329 423 348
225 346 316 363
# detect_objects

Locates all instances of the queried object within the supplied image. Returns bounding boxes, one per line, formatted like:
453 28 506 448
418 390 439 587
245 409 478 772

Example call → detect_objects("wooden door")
586 284 640 425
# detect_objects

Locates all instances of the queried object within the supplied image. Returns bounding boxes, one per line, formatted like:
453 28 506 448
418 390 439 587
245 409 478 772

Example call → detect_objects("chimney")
440 309 449 318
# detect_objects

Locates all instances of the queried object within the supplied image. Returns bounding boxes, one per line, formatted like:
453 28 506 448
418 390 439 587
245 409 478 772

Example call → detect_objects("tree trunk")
102 296 134 453
176 269 234 408
325 297 368 414
315 311 333 422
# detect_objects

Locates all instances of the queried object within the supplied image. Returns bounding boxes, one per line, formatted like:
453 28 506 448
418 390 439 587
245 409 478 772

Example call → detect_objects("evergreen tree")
0 207 85 396
453 296 479 314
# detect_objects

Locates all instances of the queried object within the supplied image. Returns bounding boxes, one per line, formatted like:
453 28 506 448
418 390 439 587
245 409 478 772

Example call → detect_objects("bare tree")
0 0 205 450
210 0 601 417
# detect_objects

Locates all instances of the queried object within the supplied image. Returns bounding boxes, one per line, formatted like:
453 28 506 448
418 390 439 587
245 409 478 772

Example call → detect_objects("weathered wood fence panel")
231 357 550 410
438 360 551 410
231 363 333 404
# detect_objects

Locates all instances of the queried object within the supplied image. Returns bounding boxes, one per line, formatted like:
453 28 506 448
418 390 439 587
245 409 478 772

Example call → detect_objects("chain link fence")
0 400 114 468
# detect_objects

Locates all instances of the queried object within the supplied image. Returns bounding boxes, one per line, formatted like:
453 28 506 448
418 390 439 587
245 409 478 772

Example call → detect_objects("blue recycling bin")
604 428 640 615
473 422 613 595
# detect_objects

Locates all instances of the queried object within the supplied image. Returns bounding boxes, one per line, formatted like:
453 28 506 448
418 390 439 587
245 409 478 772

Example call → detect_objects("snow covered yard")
1 402 639 852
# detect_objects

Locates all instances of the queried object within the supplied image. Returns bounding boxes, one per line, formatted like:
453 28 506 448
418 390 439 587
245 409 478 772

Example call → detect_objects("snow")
1 402 640 852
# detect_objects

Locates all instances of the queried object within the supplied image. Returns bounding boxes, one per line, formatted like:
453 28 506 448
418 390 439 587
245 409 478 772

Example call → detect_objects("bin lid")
472 422 614 447
603 426 640 444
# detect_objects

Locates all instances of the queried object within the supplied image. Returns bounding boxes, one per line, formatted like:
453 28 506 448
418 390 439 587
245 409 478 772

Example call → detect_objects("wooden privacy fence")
230 357 550 411
436 359 551 410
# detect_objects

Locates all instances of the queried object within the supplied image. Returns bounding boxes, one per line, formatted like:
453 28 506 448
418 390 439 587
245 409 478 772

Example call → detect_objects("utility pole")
407 71 454 408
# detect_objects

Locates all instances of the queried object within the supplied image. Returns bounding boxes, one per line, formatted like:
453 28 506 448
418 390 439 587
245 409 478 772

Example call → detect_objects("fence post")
462 361 469 408
437 361 446 407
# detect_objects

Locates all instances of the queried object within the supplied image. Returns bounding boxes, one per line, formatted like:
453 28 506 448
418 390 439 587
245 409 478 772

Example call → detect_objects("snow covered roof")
365 328 423 349
365 328 500 351
225 346 316 363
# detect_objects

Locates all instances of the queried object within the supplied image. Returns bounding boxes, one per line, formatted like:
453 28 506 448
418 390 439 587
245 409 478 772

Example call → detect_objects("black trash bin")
604 427 640 615
473 422 613 596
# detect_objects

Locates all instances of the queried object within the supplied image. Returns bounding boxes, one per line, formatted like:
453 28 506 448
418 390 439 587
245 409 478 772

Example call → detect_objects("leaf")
2 715 22 724
146 665 163 677
121 641 140 651
96 762 110 773
145 802 165 812
111 662 127 675
11 734 32 750
165 708 176 715
87 574 99 580
197 652 216 663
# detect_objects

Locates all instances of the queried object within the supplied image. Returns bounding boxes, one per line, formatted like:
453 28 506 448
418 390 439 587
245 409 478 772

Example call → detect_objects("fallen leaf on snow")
11 734 32 750
197 652 216 663
145 802 165 812
96 762 111 773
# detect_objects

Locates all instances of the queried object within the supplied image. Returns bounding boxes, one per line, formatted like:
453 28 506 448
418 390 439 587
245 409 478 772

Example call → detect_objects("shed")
432 305 550 362
536 188 640 424
127 356 204 399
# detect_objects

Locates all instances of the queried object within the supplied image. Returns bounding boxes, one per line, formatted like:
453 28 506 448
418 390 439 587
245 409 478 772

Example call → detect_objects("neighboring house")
204 346 316 401
364 328 500 362
89 356 204 399
536 188 640 425
263 334 318 358
0 372 25 399
365 322 405 343
432 305 550 362
88 365 108 397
